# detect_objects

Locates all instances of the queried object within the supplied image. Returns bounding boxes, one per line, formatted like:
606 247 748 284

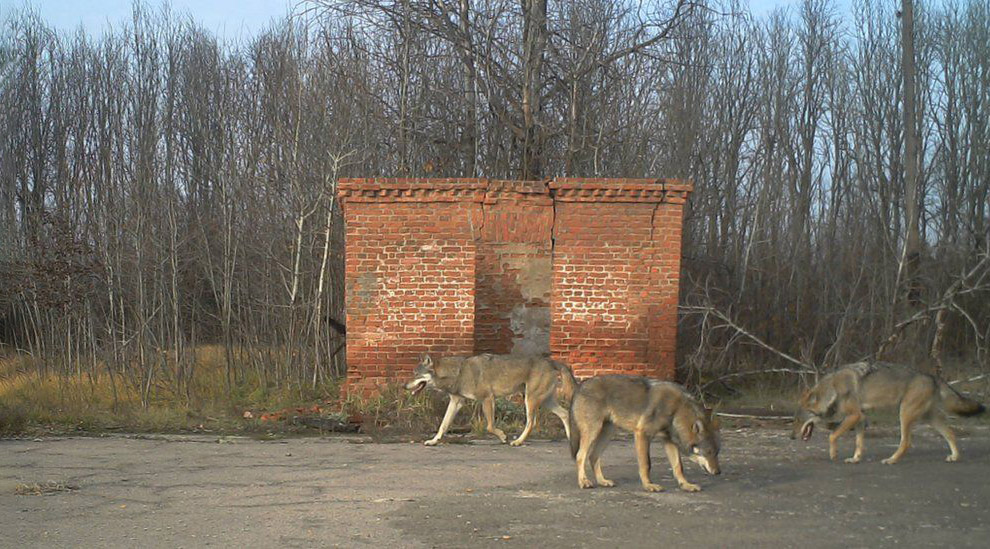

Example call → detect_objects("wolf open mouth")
801 421 814 441
409 380 427 395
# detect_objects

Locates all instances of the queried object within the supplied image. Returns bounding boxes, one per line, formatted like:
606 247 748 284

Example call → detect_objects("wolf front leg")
845 421 866 464
664 442 700 492
425 395 465 446
828 413 862 461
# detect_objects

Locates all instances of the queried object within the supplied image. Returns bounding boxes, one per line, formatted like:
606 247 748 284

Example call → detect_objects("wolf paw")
578 478 595 489
880 457 899 465
642 483 665 493
424 439 440 446
597 479 615 488
509 439 525 447
679 482 701 493
945 455 959 463
844 457 861 464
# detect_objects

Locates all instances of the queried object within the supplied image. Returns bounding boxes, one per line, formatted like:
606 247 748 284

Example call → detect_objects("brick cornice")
484 179 552 205
338 178 487 203
549 178 693 204
337 177 693 205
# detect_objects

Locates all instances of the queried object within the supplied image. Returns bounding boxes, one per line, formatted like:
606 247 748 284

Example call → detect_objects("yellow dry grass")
0 346 339 434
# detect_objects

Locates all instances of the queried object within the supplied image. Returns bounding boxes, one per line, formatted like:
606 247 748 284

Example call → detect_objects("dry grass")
14 480 79 496
0 347 570 439
0 346 339 435
4 348 985 438
336 387 568 442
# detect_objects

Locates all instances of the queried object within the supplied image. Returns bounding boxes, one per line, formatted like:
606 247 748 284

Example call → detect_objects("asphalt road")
2 423 988 548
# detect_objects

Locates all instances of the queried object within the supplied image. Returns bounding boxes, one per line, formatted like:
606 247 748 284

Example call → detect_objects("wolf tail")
939 381 986 417
551 360 579 401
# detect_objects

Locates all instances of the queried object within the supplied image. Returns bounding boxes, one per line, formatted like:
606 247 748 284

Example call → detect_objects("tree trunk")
520 0 547 179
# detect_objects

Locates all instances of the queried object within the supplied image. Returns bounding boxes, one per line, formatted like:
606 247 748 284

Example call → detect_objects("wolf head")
676 407 721 475
791 384 837 441
403 355 436 395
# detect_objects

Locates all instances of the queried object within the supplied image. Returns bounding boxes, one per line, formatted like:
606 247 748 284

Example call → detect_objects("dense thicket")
1 0 987 399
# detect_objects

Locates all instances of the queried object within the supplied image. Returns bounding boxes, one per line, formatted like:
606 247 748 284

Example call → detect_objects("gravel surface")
2 423 988 548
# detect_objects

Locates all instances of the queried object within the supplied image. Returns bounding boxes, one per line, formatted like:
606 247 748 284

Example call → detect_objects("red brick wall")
549 179 690 379
338 178 691 396
338 179 484 397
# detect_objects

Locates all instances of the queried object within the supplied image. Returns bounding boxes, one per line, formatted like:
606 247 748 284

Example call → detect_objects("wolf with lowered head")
404 353 578 446
569 375 721 492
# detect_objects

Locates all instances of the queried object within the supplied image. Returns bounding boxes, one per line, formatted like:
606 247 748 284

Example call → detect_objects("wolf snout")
405 378 427 394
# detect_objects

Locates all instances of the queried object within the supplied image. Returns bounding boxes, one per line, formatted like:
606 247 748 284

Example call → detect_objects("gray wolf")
568 375 721 492
792 361 986 464
404 353 577 446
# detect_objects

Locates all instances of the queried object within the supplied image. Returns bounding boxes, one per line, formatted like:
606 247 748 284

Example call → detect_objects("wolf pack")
403 354 986 492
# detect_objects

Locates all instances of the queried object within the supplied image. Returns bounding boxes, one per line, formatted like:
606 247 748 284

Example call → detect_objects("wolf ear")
706 407 721 430
693 419 705 434
421 355 433 369
820 386 838 412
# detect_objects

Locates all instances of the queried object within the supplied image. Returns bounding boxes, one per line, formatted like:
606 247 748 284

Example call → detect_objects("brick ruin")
338 178 692 397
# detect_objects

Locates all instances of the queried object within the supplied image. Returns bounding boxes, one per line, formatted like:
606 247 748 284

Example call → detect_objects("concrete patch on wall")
512 254 551 301
475 242 551 354
509 304 550 355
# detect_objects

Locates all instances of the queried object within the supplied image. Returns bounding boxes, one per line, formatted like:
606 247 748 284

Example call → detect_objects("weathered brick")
338 178 691 397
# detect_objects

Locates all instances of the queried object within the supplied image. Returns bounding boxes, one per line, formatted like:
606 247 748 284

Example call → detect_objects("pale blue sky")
0 0 298 38
0 0 838 37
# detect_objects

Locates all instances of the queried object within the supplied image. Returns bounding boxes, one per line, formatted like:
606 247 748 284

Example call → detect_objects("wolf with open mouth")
404 353 577 446
792 361 985 464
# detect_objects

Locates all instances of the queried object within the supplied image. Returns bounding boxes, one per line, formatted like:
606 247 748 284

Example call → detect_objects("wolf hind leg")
929 412 960 462
589 422 615 487
575 419 605 489
635 430 663 492
883 399 927 464
511 389 542 446
482 396 508 444
884 379 937 464
543 393 571 441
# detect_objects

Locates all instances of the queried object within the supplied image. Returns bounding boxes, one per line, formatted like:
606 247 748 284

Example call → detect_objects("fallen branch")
874 305 943 358
681 304 816 372
700 368 817 391
931 254 990 374
715 412 791 421
878 252 990 364
948 373 988 386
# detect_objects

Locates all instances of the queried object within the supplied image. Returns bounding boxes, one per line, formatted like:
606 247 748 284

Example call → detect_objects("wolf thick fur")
568 375 721 492
404 353 578 446
792 361 986 464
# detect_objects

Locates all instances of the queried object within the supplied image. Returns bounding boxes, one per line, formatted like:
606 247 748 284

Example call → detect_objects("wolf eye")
691 445 700 454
